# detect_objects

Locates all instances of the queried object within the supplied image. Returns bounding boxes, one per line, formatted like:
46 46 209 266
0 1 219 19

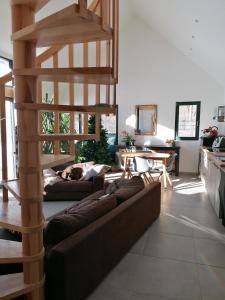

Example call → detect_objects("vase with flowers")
120 130 135 146
202 126 218 138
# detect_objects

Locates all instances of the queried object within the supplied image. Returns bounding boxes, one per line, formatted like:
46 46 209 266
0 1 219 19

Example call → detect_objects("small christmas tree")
76 115 112 165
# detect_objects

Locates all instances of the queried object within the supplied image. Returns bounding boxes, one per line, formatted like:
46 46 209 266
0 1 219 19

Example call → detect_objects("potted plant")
120 130 135 146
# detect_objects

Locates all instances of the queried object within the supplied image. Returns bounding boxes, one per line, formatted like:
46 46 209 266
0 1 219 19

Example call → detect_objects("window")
0 56 13 86
0 56 16 181
175 101 201 140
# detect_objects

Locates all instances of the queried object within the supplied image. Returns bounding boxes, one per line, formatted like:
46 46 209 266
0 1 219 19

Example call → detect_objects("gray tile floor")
88 175 225 300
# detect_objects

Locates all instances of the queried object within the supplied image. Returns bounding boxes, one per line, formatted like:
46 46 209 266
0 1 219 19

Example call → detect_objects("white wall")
117 17 225 173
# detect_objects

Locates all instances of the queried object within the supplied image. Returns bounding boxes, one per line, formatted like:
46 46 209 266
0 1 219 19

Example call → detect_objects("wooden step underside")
12 3 112 46
18 133 98 142
11 0 50 13
15 103 116 114
14 67 114 85
0 273 44 300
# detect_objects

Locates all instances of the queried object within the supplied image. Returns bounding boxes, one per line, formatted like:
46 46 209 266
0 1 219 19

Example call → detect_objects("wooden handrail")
0 73 13 86
0 46 66 86
36 45 65 65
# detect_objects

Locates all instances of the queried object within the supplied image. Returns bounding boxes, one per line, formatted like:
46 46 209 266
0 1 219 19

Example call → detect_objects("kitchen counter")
200 147 224 222
201 147 225 170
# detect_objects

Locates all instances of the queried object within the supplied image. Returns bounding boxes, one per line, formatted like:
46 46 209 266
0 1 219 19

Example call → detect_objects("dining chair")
116 151 134 178
152 153 178 186
133 156 163 184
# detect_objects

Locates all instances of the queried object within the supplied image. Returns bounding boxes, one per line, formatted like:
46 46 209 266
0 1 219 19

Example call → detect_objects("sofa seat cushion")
44 192 117 245
44 180 93 193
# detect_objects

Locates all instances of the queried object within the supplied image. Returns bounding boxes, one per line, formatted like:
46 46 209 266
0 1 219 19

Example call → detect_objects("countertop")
201 147 225 170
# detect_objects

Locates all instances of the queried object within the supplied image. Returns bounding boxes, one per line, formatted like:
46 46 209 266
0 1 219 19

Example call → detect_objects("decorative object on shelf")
135 105 157 136
213 106 225 122
165 139 176 147
201 126 218 138
120 130 135 146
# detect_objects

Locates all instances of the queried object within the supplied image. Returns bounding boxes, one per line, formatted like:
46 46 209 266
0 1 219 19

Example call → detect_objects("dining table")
121 151 172 189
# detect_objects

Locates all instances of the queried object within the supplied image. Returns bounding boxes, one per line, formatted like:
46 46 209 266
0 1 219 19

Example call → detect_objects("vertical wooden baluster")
53 53 59 154
112 0 119 82
83 43 89 134
69 44 75 156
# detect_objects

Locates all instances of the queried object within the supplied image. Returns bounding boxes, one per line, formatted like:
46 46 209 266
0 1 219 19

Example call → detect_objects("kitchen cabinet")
200 148 221 217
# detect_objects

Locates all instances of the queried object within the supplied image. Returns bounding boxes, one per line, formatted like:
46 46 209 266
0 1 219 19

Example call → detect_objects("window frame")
175 101 201 141
0 56 13 70
0 56 13 87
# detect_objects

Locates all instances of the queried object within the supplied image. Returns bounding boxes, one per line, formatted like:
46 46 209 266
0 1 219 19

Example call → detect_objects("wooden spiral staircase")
0 0 119 299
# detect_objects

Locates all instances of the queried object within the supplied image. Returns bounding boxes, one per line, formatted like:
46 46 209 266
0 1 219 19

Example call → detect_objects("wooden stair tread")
0 201 22 232
11 0 50 13
3 180 21 201
3 155 74 200
0 273 42 300
12 3 112 46
14 67 114 85
0 240 22 264
0 240 44 264
40 154 74 169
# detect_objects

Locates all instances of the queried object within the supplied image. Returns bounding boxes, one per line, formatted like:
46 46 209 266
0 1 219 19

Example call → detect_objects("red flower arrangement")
202 126 218 137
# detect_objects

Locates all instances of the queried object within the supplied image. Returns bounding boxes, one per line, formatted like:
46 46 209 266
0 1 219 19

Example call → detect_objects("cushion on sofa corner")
44 194 117 245
109 176 145 205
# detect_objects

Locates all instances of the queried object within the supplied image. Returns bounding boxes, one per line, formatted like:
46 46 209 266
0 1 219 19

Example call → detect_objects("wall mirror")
135 105 157 136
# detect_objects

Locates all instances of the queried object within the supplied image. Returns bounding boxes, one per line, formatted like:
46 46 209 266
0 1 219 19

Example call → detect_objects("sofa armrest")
92 175 105 192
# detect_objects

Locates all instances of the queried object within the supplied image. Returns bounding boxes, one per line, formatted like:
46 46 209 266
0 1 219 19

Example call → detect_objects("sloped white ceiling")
131 0 225 87
1 0 225 88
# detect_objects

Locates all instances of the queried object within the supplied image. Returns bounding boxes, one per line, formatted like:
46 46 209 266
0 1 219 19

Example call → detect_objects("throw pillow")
43 168 63 188
80 164 111 181
105 178 129 194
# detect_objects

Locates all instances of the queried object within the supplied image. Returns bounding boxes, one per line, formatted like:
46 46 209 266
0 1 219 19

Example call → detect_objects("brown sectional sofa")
44 180 161 300
0 177 161 300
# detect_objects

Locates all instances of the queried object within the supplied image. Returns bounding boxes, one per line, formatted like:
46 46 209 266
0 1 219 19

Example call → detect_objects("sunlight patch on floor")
173 180 206 195
165 212 225 244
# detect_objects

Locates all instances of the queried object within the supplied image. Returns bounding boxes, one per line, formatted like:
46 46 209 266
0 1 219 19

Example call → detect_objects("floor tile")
198 264 225 300
130 291 176 300
129 231 149 255
143 232 196 263
105 253 201 300
87 283 132 300
195 238 225 267
149 214 194 238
